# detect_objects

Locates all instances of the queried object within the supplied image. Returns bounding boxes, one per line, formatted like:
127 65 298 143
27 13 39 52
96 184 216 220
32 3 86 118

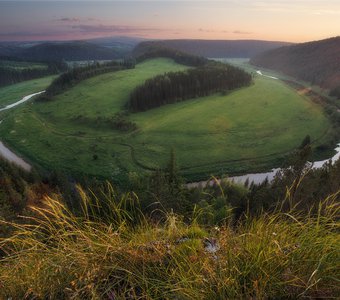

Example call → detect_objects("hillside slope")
133 39 291 58
250 36 340 91
0 59 330 179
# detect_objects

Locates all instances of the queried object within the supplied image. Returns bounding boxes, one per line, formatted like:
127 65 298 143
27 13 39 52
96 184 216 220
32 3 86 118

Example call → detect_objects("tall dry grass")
0 185 339 299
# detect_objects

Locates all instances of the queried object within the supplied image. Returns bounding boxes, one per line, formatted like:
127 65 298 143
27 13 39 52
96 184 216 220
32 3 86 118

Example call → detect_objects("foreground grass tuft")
0 187 339 299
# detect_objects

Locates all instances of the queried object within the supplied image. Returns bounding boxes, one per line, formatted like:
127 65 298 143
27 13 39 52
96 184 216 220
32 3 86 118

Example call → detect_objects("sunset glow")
1 1 340 42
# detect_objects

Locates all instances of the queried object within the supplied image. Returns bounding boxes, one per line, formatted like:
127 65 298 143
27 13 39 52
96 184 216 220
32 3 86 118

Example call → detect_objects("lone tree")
166 148 179 187
290 135 312 201
299 134 311 149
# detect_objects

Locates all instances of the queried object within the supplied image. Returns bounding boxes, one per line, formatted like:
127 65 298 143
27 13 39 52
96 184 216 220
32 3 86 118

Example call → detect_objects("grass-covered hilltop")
0 42 340 299
0 45 336 181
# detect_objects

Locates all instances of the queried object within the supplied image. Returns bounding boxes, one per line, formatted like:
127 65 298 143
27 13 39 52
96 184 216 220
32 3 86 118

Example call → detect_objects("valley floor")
0 58 333 181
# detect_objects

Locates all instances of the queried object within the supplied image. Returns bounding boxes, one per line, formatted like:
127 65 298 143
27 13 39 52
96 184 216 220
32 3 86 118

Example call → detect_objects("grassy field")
0 58 332 180
0 75 56 108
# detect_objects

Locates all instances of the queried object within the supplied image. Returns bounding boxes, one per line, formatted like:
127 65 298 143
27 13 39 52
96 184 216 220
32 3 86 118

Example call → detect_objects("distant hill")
0 41 123 62
250 36 340 91
0 44 22 57
86 36 145 50
132 39 291 58
17 41 122 61
0 37 145 61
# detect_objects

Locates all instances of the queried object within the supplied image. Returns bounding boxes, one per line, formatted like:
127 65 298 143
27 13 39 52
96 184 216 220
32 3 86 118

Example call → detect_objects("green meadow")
0 58 331 180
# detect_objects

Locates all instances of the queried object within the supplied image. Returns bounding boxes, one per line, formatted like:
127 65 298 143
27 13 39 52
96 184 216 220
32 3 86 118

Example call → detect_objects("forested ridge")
133 40 292 58
0 60 67 87
1 41 122 62
133 44 208 66
128 63 252 112
250 36 340 97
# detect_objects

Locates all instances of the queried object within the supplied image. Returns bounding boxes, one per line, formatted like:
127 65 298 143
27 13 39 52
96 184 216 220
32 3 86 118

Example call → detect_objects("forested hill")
0 41 122 62
250 36 340 93
20 41 123 61
133 40 291 58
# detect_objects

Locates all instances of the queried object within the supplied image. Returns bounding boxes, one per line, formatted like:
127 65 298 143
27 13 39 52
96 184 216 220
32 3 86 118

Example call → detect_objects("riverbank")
0 91 45 170
186 143 340 189
0 91 45 112
0 141 31 171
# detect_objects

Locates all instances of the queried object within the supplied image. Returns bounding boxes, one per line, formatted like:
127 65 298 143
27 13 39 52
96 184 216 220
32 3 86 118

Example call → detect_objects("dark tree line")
330 86 340 99
128 64 252 112
39 59 135 101
135 46 208 67
0 61 68 87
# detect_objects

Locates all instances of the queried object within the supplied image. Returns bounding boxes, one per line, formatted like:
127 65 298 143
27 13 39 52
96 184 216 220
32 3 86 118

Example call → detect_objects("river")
0 141 31 171
186 70 339 188
0 91 45 112
0 91 45 170
187 143 340 189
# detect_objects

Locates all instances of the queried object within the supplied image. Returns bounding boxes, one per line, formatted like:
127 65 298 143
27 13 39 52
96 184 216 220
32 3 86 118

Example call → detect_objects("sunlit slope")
0 58 330 179
130 76 330 176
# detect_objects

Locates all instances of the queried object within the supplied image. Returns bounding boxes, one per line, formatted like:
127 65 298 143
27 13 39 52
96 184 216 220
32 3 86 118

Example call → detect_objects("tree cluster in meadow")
0 61 68 87
128 64 252 112
72 112 137 132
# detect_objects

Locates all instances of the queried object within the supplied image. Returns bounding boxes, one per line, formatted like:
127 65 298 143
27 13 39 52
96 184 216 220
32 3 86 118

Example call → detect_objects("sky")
0 1 339 42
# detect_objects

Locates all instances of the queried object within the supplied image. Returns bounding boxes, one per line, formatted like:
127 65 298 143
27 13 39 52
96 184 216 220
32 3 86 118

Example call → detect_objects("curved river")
186 143 340 188
0 91 45 171
0 91 339 184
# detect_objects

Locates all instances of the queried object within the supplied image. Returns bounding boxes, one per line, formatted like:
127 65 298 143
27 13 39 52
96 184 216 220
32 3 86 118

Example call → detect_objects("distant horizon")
1 35 339 45
1 1 339 43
